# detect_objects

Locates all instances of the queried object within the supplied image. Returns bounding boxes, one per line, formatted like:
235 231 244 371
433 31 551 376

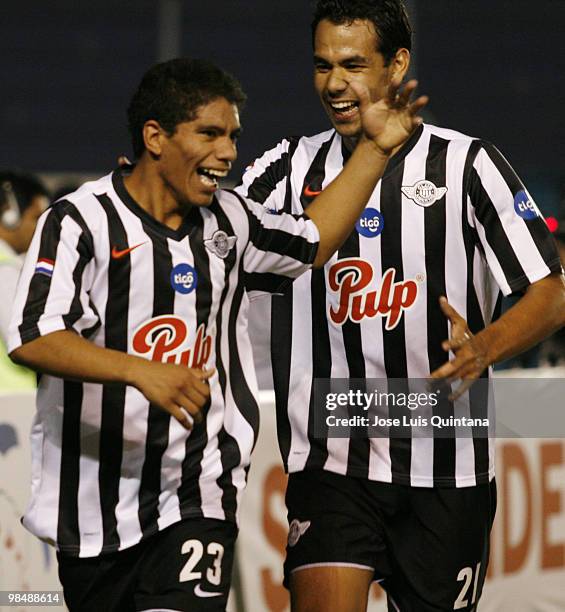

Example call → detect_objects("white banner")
2 377 564 611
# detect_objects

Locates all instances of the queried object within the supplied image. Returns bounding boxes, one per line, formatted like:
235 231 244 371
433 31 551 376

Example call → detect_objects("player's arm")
306 78 427 267
10 331 212 430
430 273 565 398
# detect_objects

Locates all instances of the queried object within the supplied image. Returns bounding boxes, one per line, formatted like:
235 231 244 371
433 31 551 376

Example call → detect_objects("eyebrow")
313 54 370 65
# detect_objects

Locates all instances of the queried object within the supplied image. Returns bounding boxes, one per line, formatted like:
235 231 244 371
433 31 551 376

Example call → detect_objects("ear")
142 119 165 157
388 48 410 82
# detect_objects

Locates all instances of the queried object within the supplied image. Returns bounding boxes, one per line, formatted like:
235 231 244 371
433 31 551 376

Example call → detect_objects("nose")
326 67 348 96
216 137 237 163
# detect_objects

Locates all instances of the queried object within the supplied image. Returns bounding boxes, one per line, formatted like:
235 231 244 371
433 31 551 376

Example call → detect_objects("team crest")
401 180 448 207
288 519 311 547
204 230 237 259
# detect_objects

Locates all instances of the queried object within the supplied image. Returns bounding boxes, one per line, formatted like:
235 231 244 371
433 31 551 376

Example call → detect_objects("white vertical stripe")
287 272 314 471
77 383 104 555
400 132 434 485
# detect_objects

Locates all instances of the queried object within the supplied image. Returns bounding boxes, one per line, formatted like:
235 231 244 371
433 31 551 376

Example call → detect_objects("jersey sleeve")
465 141 561 296
236 194 319 298
234 138 294 212
7 202 100 352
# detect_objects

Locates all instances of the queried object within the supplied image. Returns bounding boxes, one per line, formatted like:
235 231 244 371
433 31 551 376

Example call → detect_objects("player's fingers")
397 79 418 106
442 330 473 351
349 81 372 113
176 395 203 424
117 155 132 167
438 296 465 324
190 367 215 381
167 404 193 430
408 94 429 115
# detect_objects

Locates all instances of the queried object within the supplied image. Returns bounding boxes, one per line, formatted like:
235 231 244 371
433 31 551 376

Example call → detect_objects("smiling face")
156 97 241 207
313 18 409 143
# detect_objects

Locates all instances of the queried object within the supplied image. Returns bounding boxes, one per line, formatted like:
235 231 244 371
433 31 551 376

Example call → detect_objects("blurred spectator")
0 170 50 389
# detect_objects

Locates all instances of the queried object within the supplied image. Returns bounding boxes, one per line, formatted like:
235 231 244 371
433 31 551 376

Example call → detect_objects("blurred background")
1 0 564 216
1 3 564 610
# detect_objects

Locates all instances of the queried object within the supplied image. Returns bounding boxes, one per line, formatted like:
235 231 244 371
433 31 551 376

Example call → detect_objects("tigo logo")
171 263 198 294
356 208 384 238
514 190 538 220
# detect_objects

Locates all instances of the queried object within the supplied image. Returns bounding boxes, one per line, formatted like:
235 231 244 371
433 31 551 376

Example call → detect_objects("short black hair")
0 170 49 215
127 58 247 159
311 0 412 64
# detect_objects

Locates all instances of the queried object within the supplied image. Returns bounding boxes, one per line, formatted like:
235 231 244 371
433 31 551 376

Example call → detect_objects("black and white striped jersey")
237 124 561 488
8 169 319 557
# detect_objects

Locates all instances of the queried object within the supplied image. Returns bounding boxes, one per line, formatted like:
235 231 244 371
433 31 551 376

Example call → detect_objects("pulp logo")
356 208 384 238
328 258 419 330
514 189 538 220
132 316 211 368
171 263 198 294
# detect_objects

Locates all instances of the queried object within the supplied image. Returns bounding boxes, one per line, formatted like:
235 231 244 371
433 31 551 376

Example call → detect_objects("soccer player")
236 1 565 610
7 57 425 611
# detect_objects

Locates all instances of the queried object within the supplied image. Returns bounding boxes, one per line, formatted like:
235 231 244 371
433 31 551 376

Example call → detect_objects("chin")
334 122 361 139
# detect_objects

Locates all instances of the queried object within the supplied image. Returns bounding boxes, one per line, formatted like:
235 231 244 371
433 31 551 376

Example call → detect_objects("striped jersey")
8 169 319 557
236 124 561 488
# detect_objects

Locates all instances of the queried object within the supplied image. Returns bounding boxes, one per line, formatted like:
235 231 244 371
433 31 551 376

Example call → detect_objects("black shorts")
284 470 497 611
57 518 237 612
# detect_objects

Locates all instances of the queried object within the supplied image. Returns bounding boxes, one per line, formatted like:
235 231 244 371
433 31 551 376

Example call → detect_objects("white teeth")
204 168 228 177
200 174 217 187
330 101 358 110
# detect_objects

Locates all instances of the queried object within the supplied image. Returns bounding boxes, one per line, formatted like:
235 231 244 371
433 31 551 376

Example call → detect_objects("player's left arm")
430 273 565 398
430 140 565 398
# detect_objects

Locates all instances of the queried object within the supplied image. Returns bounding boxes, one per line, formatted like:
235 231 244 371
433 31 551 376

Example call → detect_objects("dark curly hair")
311 0 412 65
127 58 247 159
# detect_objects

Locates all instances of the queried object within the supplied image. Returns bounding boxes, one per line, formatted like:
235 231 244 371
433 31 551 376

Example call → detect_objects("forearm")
306 138 389 267
10 330 144 386
477 273 565 365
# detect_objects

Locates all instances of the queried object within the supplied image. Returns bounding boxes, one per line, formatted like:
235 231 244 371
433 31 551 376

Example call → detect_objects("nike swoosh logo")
111 242 146 259
303 184 322 198
194 583 223 598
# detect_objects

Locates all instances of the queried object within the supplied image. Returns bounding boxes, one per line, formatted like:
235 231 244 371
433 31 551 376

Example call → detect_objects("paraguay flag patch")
35 258 54 277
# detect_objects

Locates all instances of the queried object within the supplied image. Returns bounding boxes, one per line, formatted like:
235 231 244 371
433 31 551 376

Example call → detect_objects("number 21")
454 562 481 609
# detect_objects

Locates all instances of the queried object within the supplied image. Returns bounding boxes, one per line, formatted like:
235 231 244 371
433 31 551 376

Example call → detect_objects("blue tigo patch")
514 190 538 220
170 263 198 294
356 208 384 238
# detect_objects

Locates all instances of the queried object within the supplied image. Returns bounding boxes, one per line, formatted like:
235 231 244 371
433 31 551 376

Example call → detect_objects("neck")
342 133 405 158
123 157 189 230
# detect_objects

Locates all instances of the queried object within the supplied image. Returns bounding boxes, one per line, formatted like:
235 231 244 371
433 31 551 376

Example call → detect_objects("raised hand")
351 77 428 155
429 296 490 401
130 360 215 430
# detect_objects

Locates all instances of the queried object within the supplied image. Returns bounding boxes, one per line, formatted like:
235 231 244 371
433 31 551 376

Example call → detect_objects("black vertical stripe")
270 137 300 468
178 212 212 517
424 135 456 485
338 141 370 478
468 165 527 292
300 135 335 471
462 142 490 481
18 208 63 342
380 162 411 482
57 381 83 551
137 230 175 536
96 195 130 551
